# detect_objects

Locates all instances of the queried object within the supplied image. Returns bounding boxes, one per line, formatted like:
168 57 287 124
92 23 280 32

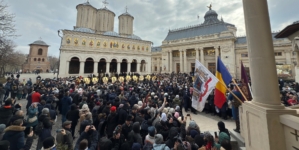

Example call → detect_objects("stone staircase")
206 130 246 150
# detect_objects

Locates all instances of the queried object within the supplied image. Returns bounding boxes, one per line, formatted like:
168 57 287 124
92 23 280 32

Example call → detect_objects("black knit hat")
43 136 55 149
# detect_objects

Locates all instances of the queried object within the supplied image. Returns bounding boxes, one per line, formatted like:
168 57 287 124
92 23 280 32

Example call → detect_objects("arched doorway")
121 59 127 73
141 60 146 72
84 58 94 73
98 58 106 73
69 57 80 74
131 59 137 72
110 59 117 73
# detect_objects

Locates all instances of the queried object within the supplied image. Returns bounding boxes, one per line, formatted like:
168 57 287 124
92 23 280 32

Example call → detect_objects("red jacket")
32 92 41 103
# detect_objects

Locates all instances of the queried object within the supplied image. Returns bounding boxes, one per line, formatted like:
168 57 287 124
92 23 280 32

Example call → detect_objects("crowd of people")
0 73 235 150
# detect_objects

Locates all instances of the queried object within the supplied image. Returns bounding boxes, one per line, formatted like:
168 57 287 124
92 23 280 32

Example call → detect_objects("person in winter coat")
74 125 98 150
172 95 181 108
61 92 72 123
56 121 73 150
153 134 170 150
79 113 93 134
17 84 24 100
36 108 52 150
128 122 143 147
165 127 179 149
26 91 34 112
2 119 34 150
0 99 14 126
26 103 39 129
144 126 156 149
11 83 18 99
121 115 133 140
117 104 128 125
106 106 118 138
214 121 231 149
66 104 80 138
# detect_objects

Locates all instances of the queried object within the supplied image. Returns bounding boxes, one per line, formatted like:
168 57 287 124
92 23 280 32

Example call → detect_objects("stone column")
106 62 110 74
200 48 205 66
127 62 131 73
195 49 199 61
183 50 187 72
117 62 121 74
66 61 70 75
79 61 85 75
169 51 173 73
179 50 183 73
137 63 140 73
241 0 296 150
146 62 150 73
93 61 98 74
285 50 292 64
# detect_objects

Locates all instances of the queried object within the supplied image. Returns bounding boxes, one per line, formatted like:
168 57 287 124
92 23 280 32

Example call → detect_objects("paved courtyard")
9 73 235 148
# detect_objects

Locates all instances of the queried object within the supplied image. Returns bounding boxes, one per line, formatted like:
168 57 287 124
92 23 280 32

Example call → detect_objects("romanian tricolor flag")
214 57 232 108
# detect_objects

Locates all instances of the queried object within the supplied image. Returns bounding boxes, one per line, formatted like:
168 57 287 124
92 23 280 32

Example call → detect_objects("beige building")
58 2 152 77
152 7 295 79
22 40 50 73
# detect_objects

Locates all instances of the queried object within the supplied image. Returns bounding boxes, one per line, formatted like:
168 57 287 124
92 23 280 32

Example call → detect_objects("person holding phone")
56 121 73 149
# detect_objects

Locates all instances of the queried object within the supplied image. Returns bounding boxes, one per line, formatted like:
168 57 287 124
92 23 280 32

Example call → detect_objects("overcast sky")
5 0 299 57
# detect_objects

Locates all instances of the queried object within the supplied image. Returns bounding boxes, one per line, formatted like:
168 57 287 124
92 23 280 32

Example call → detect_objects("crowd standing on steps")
0 73 235 150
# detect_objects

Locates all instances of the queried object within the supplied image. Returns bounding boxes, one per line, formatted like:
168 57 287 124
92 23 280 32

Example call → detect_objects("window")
241 53 248 57
155 58 157 60
275 52 282 56
38 49 43 55
154 66 157 71
38 58 41 61
34 58 36 61
42 58 45 62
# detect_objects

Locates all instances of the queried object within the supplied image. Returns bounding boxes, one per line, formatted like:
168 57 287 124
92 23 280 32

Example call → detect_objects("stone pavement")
10 73 235 149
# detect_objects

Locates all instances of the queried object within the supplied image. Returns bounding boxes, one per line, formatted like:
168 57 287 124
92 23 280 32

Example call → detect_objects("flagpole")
218 80 244 104
232 79 249 101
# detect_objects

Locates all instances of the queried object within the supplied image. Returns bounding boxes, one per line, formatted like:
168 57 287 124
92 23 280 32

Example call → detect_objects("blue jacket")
61 96 72 115
2 125 26 150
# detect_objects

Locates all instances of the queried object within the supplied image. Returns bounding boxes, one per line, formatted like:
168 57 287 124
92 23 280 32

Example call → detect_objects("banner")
241 61 252 100
192 60 219 112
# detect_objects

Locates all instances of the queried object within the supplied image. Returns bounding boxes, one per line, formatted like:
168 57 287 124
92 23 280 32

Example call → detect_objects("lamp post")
57 30 63 79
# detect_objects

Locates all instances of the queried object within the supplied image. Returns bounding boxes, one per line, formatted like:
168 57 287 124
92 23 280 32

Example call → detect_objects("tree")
0 39 16 77
0 0 17 39
48 55 59 71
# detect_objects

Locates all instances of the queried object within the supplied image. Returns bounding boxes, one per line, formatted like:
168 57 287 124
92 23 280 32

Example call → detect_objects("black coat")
2 125 33 150
0 105 14 126
106 112 118 138
117 108 127 125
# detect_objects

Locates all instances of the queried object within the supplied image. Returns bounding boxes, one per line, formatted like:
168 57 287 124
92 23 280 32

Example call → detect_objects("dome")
127 34 142 40
73 27 95 33
29 40 48 46
76 2 96 9
98 7 115 16
119 12 134 18
103 31 120 37
204 9 218 18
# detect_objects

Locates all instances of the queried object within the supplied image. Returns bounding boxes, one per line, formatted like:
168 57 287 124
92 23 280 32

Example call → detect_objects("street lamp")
57 30 63 79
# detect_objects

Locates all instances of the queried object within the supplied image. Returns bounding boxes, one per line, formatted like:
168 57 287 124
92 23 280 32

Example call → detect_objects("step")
229 130 245 148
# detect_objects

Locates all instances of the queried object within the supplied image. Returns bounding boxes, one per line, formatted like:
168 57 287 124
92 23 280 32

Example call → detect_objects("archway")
110 59 117 73
141 60 146 72
121 59 127 73
98 58 106 73
69 57 80 74
84 58 94 73
131 59 137 72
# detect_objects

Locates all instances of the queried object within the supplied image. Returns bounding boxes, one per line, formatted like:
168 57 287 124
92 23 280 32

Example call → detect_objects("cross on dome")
125 6 128 13
207 4 212 10
103 0 109 7
39 37 42 40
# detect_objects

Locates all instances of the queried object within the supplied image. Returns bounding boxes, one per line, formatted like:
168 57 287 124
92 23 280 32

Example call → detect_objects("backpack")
35 121 44 135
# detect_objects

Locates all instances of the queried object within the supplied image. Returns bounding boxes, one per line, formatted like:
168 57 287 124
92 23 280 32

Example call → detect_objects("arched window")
38 58 41 61
38 49 43 55
42 58 45 62
34 58 37 61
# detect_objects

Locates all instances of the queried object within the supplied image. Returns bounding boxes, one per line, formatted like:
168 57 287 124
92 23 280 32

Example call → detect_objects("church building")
22 39 50 73
58 1 152 77
152 6 295 79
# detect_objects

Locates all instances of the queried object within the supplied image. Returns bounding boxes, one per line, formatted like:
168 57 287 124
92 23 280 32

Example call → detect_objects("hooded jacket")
128 122 143 147
2 125 34 150
0 105 14 126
